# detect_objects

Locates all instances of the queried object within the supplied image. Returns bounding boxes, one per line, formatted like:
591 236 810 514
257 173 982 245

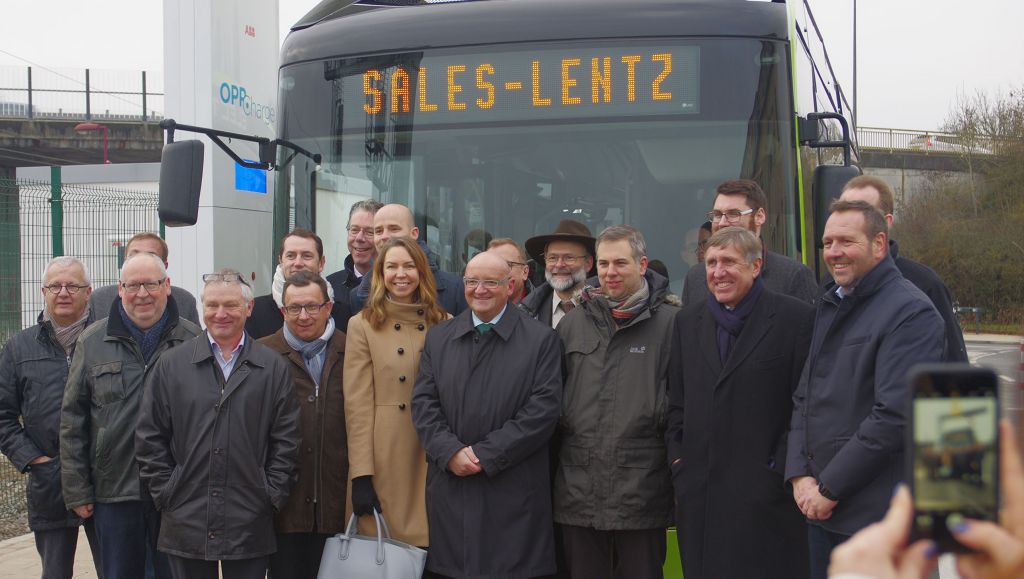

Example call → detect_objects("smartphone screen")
908 365 999 553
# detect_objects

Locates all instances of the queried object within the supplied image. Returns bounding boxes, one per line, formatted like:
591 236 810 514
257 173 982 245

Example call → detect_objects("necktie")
559 301 575 314
476 323 494 334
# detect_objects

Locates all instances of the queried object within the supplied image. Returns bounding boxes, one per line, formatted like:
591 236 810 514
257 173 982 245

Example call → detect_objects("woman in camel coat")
343 237 449 547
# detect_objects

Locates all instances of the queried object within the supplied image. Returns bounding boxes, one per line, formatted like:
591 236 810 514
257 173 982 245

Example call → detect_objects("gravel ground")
0 513 29 541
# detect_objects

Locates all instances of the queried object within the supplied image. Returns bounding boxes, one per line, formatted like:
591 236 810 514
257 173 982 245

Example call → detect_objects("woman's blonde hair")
362 237 447 329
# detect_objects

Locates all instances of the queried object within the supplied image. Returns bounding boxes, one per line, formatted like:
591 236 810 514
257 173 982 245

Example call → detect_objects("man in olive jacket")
258 271 347 579
0 256 102 579
136 269 301 579
60 252 201 579
555 225 679 579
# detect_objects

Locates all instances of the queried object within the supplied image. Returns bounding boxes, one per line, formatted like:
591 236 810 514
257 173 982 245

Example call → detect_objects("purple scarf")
706 276 764 365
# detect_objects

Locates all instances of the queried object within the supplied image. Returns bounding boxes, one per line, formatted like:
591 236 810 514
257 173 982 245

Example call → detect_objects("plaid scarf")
583 278 650 327
42 308 89 356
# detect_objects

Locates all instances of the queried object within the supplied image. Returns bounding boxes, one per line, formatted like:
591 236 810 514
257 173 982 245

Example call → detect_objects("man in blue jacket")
349 203 467 315
785 200 945 578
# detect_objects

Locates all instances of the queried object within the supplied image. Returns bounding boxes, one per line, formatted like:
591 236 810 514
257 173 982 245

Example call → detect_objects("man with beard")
682 180 817 306
326 200 383 319
520 220 596 329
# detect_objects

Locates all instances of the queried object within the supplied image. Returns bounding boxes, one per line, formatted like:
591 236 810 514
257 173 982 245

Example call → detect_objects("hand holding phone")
908 365 1000 553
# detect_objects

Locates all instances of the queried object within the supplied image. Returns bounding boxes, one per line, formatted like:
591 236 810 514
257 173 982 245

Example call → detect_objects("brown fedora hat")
524 219 596 263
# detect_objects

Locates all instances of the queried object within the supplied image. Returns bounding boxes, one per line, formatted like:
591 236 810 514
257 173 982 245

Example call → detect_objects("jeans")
33 519 103 579
807 524 851 579
92 500 170 579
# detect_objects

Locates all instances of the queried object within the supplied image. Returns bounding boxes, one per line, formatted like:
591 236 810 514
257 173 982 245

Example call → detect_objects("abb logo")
244 25 256 37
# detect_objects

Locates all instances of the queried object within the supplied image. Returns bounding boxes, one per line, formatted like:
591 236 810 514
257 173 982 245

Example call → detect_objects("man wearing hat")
520 220 596 329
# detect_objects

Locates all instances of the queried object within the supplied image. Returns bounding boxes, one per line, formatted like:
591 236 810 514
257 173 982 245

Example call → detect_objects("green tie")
476 322 494 334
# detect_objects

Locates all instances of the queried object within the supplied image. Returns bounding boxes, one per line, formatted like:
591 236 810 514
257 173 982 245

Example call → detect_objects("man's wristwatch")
818 481 838 501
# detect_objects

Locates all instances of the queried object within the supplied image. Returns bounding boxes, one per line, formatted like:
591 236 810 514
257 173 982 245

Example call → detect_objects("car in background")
908 134 993 155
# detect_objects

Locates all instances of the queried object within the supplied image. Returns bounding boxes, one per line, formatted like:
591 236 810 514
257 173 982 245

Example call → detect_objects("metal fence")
0 177 160 524
857 126 997 155
0 65 163 121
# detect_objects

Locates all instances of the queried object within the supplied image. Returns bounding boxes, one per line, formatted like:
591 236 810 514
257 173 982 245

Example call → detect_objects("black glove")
351 475 382 516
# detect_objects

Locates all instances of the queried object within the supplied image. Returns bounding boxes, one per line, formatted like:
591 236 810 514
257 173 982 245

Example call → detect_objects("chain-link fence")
0 177 160 536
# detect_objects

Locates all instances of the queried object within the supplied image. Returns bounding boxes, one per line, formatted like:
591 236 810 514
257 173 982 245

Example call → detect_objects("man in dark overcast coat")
412 251 561 578
667 227 812 579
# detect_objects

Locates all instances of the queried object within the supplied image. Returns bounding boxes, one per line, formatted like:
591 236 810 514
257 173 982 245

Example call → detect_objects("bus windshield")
277 37 796 289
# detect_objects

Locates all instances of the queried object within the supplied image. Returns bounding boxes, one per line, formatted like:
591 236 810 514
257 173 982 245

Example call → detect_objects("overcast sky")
0 0 1020 130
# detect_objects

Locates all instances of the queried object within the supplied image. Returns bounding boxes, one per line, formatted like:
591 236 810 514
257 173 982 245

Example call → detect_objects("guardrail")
857 126 999 155
0 65 163 122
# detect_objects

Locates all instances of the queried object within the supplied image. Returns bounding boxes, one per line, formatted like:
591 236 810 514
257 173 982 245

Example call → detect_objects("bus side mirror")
159 140 204 227
812 164 861 247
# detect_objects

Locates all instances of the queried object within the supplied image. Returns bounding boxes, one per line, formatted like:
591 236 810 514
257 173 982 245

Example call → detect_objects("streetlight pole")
73 122 110 164
853 0 858 132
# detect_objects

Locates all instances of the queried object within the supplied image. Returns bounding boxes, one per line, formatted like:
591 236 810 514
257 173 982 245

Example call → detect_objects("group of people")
0 175 1014 579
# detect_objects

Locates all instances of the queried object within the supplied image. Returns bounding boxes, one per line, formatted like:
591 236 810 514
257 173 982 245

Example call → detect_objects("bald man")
349 203 467 315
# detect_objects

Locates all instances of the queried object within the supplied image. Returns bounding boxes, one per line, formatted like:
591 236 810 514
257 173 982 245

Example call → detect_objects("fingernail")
924 541 940 558
947 514 969 534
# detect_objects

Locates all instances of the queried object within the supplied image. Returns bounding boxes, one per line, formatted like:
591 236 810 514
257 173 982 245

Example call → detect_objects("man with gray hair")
61 252 201 579
0 256 103 579
326 199 383 318
666 227 813 578
554 224 679 578
137 269 301 579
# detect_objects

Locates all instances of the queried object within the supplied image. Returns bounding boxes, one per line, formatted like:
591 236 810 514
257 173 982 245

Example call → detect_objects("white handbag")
317 509 427 578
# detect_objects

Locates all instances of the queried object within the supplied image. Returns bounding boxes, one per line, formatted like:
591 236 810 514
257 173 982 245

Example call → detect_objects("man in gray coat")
682 179 817 306
785 200 945 578
88 232 200 325
0 256 102 579
555 225 679 579
61 252 201 579
136 269 301 579
412 251 562 578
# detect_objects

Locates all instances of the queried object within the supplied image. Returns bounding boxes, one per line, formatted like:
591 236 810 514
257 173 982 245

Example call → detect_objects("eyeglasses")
347 226 375 238
506 261 528 269
43 283 89 295
202 272 251 286
283 302 329 317
706 209 754 223
120 279 165 294
463 278 509 289
543 254 587 266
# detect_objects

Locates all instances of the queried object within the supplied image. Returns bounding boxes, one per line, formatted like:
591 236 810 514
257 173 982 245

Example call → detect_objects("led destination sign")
346 46 700 124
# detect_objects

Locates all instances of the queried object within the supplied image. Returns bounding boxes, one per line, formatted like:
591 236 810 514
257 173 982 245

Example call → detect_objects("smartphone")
907 364 1000 553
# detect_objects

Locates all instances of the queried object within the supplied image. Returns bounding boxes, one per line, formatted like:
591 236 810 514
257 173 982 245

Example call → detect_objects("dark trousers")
33 519 103 579
166 554 269 579
92 500 170 579
560 525 666 579
268 532 331 579
807 525 851 579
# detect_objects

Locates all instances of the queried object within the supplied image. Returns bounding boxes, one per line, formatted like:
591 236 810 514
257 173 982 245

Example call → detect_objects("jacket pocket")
614 442 671 518
90 361 126 406
564 338 600 356
556 444 592 514
158 465 184 511
26 459 69 525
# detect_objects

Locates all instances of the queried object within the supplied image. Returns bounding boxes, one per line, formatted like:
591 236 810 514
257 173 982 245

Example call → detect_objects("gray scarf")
43 308 89 356
283 317 335 392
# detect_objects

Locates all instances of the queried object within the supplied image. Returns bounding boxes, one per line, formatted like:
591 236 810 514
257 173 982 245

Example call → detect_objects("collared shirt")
835 285 851 299
550 291 578 329
209 332 245 380
472 304 508 329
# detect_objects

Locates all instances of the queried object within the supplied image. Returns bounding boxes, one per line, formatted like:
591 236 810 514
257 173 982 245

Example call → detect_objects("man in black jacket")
349 203 468 315
325 199 382 317
682 180 818 306
838 175 967 362
785 200 945 578
246 228 353 338
61 253 201 579
0 256 102 579
137 269 301 579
